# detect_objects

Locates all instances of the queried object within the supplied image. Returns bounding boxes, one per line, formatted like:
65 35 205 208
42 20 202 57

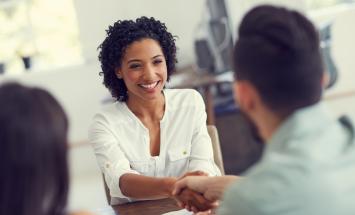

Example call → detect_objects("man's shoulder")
220 157 355 215
218 167 299 215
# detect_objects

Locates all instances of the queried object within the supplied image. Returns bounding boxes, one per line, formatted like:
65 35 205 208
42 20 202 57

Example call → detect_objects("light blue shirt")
218 103 355 215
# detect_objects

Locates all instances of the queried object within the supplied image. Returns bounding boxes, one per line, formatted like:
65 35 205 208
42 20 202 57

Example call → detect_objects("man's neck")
255 109 285 143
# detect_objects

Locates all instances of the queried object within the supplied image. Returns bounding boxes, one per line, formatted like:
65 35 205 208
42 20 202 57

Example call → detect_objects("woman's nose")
143 65 156 80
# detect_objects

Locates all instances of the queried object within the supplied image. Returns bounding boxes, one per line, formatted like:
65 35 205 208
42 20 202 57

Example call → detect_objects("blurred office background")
0 0 354 212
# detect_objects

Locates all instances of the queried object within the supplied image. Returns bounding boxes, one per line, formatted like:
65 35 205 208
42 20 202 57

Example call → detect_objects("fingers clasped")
172 172 218 213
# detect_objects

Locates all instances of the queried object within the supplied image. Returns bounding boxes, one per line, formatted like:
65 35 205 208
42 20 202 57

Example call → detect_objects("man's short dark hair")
233 5 324 115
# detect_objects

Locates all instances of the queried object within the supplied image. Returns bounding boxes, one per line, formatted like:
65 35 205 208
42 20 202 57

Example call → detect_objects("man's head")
233 5 324 139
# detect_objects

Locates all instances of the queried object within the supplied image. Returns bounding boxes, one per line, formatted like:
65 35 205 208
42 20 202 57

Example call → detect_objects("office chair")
207 125 225 175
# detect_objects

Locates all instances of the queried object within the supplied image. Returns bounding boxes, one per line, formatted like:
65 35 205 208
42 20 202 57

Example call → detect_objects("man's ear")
233 81 250 111
233 81 241 107
322 71 330 89
233 80 258 112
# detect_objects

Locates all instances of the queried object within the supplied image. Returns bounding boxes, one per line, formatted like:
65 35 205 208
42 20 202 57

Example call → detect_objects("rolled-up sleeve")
88 113 139 201
188 91 221 176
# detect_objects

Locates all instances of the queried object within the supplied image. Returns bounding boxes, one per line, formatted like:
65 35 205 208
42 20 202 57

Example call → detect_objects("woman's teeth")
140 81 158 89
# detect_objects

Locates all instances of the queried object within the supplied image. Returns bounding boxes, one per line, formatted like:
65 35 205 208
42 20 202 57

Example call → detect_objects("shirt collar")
266 102 333 152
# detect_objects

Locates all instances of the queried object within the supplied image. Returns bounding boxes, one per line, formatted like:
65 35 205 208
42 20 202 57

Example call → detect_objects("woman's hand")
173 175 239 202
175 188 217 213
178 170 208 180
173 171 218 213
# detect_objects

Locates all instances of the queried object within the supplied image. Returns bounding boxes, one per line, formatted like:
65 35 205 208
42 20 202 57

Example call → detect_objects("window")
0 0 82 75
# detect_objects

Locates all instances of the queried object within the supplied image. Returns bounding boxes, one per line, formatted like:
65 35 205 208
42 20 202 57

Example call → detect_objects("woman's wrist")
162 177 177 197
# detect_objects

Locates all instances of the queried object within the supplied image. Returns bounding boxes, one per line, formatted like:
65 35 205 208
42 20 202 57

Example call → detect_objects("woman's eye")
129 64 141 69
153 59 163 65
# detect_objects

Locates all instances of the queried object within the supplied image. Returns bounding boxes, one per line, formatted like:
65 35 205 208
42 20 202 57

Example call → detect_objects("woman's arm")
188 91 221 176
119 174 176 199
120 171 217 213
89 114 141 200
173 175 239 201
119 171 211 200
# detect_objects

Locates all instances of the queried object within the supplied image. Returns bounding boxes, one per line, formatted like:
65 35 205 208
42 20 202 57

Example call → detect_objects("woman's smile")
138 80 160 90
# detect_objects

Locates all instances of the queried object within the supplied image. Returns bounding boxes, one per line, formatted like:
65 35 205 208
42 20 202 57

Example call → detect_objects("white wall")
226 0 307 39
73 0 206 67
312 6 355 136
309 5 355 97
74 0 307 65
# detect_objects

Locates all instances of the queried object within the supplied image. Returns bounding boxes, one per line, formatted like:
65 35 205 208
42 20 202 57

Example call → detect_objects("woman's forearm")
119 173 177 199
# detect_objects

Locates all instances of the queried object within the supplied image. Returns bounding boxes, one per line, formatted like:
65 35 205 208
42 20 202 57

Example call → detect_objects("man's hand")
173 176 216 201
178 170 208 179
174 188 217 213
172 171 217 213
173 176 239 202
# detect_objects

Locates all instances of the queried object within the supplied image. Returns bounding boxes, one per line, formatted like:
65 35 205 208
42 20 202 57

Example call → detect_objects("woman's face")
116 38 167 103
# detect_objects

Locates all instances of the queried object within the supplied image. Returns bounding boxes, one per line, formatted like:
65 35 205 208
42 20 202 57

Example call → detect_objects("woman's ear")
115 69 122 79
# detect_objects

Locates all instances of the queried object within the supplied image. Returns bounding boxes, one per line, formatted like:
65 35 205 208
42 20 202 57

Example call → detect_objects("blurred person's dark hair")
0 82 69 215
233 5 324 117
98 16 177 102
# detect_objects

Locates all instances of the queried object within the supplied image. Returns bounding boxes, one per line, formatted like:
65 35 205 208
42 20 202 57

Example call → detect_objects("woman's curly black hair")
98 16 177 102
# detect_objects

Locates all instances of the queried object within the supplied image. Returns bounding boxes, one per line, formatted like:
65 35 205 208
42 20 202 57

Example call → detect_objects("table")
112 198 181 215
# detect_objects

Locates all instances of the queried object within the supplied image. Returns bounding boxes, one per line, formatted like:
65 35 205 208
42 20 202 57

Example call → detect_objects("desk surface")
113 198 181 215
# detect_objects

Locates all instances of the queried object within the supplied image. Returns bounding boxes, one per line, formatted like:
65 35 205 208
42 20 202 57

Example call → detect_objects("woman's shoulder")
91 101 128 125
165 88 203 105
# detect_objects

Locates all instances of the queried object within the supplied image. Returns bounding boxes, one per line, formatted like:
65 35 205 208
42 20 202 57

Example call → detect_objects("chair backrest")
207 125 225 175
102 125 225 205
103 174 111 205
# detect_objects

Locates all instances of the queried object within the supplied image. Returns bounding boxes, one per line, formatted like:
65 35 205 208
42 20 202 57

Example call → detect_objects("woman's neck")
126 92 165 121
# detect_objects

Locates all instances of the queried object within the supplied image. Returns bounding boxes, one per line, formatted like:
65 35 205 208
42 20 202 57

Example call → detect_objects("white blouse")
89 89 221 204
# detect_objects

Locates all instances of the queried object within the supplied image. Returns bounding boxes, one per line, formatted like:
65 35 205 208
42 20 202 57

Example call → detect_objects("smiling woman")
89 17 221 211
117 39 167 104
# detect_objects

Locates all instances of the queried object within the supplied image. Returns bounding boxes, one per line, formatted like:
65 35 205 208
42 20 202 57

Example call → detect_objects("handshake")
171 171 226 214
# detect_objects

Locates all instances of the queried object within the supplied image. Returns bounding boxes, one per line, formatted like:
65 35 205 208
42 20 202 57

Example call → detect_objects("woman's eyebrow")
152 55 163 59
127 59 141 64
126 55 162 63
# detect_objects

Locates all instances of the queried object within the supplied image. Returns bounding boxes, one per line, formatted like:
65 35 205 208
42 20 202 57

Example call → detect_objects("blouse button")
105 163 110 168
